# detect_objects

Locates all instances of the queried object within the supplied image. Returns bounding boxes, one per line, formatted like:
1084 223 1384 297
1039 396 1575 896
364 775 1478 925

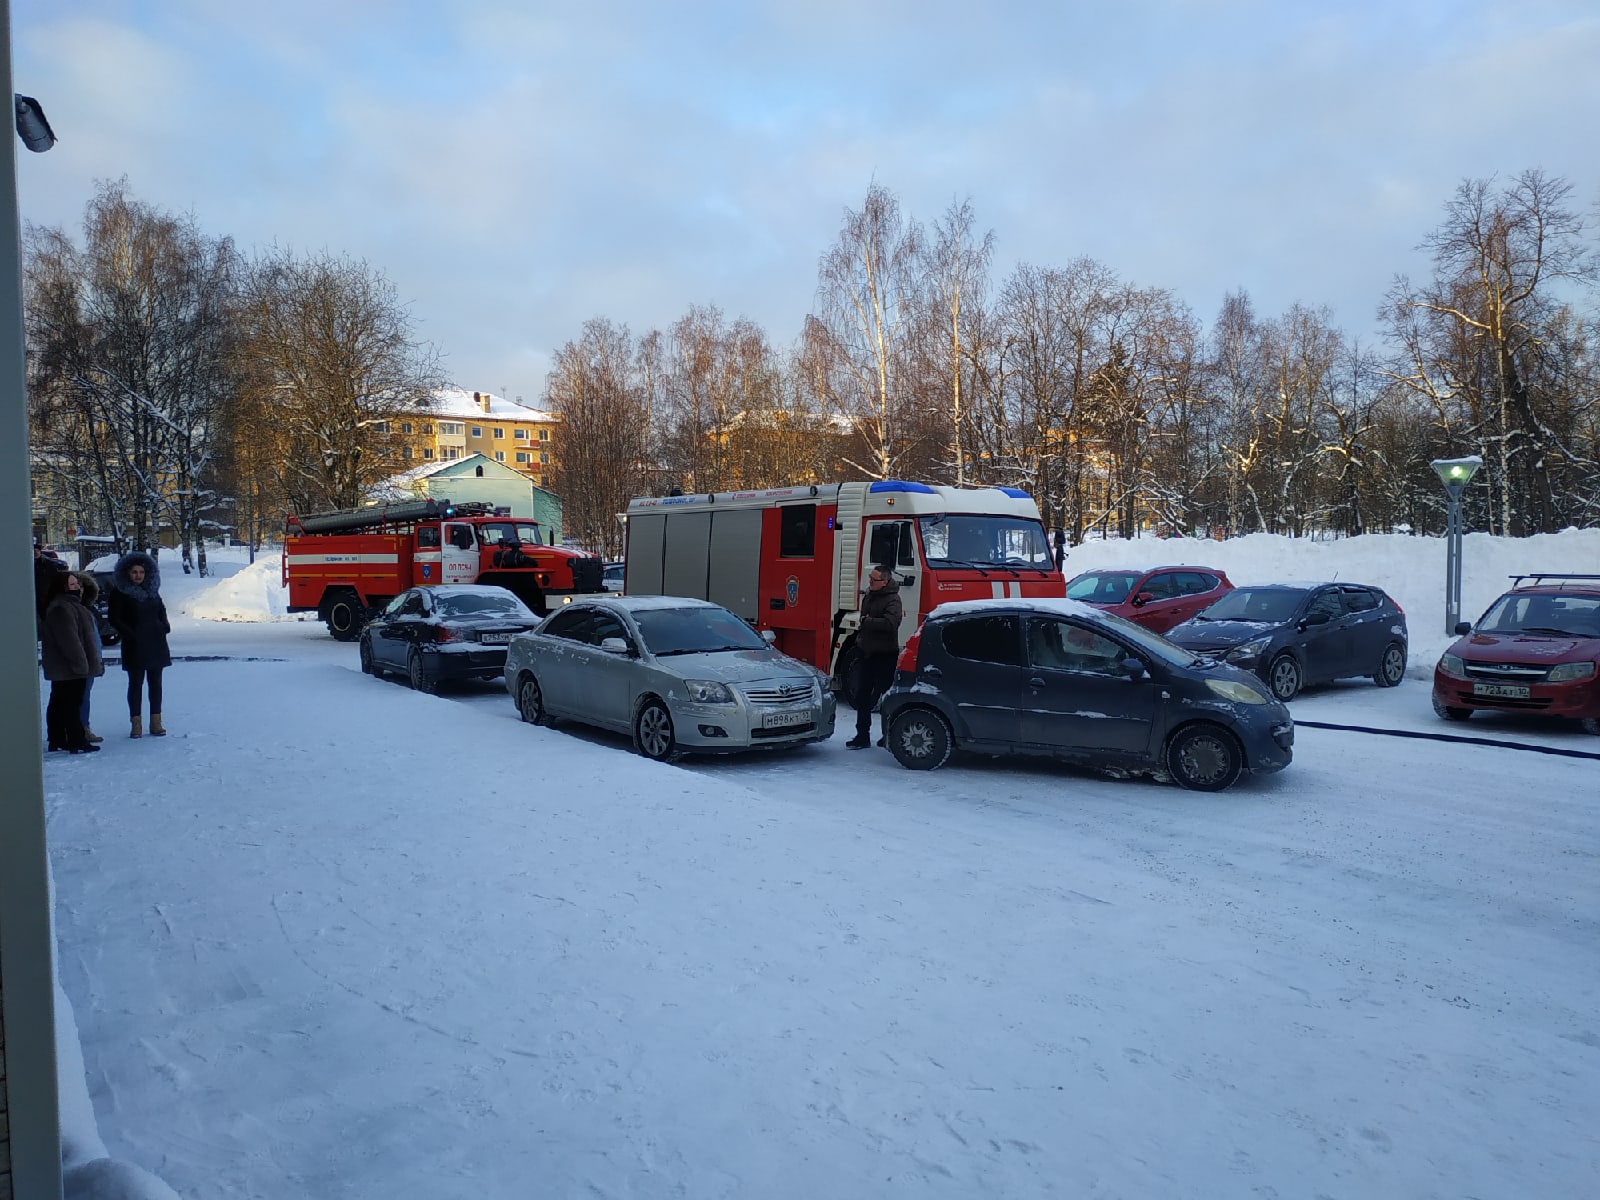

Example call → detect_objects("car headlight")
1438 653 1465 677
1547 661 1597 683
1207 678 1270 705
1224 636 1271 664
683 679 736 704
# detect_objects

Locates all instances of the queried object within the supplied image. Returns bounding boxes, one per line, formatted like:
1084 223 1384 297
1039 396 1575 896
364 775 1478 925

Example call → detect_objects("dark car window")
1341 587 1380 613
1066 572 1141 604
1306 590 1343 621
399 593 426 617
1204 588 1306 622
1027 618 1126 676
541 607 595 641
433 591 533 618
633 606 768 656
1176 572 1218 596
940 614 1022 665
780 505 817 558
1140 573 1177 600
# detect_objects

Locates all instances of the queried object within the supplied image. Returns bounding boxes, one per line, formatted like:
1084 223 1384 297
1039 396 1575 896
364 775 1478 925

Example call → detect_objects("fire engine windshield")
917 514 1053 571
479 521 544 547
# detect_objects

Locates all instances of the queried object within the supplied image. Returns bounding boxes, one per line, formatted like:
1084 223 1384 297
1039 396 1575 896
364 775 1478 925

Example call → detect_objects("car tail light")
434 625 461 643
896 628 923 672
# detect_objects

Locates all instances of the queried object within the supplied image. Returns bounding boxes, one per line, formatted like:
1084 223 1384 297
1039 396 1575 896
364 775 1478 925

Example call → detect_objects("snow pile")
179 555 290 622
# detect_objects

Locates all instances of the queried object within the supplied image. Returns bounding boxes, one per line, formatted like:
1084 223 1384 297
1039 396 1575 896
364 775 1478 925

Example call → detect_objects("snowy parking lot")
43 541 1600 1199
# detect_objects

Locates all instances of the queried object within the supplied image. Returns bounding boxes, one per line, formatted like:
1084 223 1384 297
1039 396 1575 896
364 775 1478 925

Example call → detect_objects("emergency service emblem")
421 563 433 580
786 575 799 607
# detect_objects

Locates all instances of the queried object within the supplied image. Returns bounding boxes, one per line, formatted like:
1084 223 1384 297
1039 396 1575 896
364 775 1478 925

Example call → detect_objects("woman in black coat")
38 569 103 753
108 550 172 738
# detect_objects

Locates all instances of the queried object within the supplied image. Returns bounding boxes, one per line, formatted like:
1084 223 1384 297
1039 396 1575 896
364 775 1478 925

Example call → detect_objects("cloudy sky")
12 1 1598 401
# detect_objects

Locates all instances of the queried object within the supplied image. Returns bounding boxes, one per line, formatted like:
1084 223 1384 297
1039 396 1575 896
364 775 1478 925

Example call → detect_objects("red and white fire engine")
624 480 1066 698
284 498 604 639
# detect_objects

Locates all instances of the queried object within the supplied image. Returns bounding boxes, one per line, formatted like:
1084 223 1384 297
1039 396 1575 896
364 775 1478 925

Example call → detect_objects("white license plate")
762 710 811 729
1473 683 1530 698
479 632 513 645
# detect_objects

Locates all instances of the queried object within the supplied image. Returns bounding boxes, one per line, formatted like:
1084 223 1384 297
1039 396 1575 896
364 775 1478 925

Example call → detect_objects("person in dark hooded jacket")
38 568 103 752
846 564 903 749
73 571 107 743
108 550 172 738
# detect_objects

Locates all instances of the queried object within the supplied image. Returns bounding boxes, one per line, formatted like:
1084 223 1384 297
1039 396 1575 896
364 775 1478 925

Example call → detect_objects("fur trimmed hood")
112 550 162 600
73 570 100 605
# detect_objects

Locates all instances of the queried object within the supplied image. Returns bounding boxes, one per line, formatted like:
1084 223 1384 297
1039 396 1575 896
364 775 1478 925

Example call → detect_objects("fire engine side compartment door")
864 518 923 648
440 522 480 585
706 508 762 623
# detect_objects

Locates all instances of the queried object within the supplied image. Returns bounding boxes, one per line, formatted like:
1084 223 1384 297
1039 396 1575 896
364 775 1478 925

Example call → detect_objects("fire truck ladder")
286 498 473 535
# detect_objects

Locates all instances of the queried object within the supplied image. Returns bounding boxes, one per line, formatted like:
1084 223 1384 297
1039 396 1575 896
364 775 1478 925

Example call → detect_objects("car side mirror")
1454 621 1472 636
599 636 630 655
1119 657 1147 680
1302 611 1331 627
1132 592 1152 607
761 629 777 645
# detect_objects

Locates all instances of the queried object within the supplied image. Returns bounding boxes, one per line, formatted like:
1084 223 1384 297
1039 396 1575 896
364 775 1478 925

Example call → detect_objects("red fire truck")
284 498 604 638
623 481 1066 699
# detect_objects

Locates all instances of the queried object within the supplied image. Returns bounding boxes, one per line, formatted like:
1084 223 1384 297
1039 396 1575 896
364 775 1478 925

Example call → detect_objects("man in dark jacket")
847 564 903 749
34 538 66 618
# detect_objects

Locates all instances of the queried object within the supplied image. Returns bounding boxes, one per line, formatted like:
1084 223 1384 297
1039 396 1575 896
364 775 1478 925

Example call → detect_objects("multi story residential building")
420 388 560 488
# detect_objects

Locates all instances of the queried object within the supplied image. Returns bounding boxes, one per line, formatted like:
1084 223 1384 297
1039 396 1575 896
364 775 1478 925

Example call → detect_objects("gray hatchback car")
504 595 836 760
878 598 1294 791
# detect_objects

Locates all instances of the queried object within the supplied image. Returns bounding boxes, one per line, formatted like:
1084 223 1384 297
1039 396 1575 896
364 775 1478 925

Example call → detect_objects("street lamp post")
1431 455 1483 635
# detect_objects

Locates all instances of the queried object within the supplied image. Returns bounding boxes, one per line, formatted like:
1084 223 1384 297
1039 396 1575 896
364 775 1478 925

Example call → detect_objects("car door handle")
1028 676 1046 687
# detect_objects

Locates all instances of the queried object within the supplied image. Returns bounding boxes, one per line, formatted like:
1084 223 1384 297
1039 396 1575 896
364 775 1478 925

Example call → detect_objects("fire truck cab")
623 481 1066 701
284 498 603 638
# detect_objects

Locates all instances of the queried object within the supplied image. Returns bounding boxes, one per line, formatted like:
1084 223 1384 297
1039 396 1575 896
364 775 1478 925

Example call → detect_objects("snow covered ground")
43 532 1600 1199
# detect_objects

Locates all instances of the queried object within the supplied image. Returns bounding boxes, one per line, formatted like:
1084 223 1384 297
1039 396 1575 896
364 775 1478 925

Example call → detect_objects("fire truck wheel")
326 593 365 642
407 649 439 695
634 698 680 763
835 644 864 707
516 674 550 726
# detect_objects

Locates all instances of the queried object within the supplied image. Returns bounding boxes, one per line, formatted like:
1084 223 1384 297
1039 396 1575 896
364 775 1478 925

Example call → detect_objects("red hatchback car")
1432 574 1600 734
1064 566 1234 634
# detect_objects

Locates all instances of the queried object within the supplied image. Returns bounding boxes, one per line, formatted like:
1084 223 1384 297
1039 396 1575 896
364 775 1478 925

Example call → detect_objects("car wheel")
1165 723 1245 792
1266 653 1301 702
1373 641 1407 687
1431 694 1472 722
407 649 438 695
634 698 680 762
1580 717 1600 736
517 674 549 726
886 707 952 771
359 635 379 677
326 593 364 642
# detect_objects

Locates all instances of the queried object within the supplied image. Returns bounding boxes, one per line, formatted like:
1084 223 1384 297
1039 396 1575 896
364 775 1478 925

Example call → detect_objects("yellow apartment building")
390 387 562 488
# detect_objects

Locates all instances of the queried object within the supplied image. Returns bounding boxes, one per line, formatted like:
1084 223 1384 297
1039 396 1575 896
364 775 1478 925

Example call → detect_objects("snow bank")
179 555 291 623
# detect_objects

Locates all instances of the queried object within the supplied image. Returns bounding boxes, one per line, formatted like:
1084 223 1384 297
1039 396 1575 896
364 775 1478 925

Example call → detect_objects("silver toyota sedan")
503 595 837 760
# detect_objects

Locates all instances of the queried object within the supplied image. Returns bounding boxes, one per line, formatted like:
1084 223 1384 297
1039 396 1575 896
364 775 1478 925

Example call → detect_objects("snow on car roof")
929 596 1103 621
599 594 720 612
424 584 517 597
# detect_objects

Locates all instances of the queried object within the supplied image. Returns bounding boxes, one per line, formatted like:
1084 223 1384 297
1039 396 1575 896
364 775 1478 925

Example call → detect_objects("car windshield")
918 514 1053 570
633 606 770 656
1066 572 1142 603
433 592 533 618
1199 588 1307 623
1477 592 1600 637
1091 609 1204 667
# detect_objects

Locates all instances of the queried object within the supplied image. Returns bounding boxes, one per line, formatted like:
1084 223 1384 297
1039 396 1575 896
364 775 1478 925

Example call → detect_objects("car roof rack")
1508 573 1600 587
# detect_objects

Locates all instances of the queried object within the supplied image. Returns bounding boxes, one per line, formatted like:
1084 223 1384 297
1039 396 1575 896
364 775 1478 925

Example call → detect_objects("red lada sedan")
1064 565 1234 634
1432 574 1600 734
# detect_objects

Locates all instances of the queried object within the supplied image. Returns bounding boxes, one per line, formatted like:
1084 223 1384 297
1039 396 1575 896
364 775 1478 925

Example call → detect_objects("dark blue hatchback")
878 598 1294 791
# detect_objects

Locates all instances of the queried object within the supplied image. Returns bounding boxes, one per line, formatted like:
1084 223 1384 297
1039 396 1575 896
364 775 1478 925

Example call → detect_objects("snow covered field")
43 532 1600 1199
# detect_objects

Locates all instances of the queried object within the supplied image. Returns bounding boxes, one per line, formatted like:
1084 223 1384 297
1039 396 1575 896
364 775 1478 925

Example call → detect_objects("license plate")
762 709 811 729
479 632 513 645
1473 683 1530 698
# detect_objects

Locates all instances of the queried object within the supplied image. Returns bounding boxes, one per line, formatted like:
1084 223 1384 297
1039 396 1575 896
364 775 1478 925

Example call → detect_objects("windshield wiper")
930 558 990 576
655 645 757 656
1519 626 1576 637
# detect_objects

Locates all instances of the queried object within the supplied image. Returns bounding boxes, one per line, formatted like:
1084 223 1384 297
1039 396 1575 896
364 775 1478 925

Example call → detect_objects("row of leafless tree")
549 171 1598 557
25 180 441 569
25 171 1597 567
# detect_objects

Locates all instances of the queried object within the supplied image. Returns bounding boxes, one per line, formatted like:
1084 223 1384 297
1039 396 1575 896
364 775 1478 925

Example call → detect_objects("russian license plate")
1473 682 1530 698
479 632 513 645
762 710 810 729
